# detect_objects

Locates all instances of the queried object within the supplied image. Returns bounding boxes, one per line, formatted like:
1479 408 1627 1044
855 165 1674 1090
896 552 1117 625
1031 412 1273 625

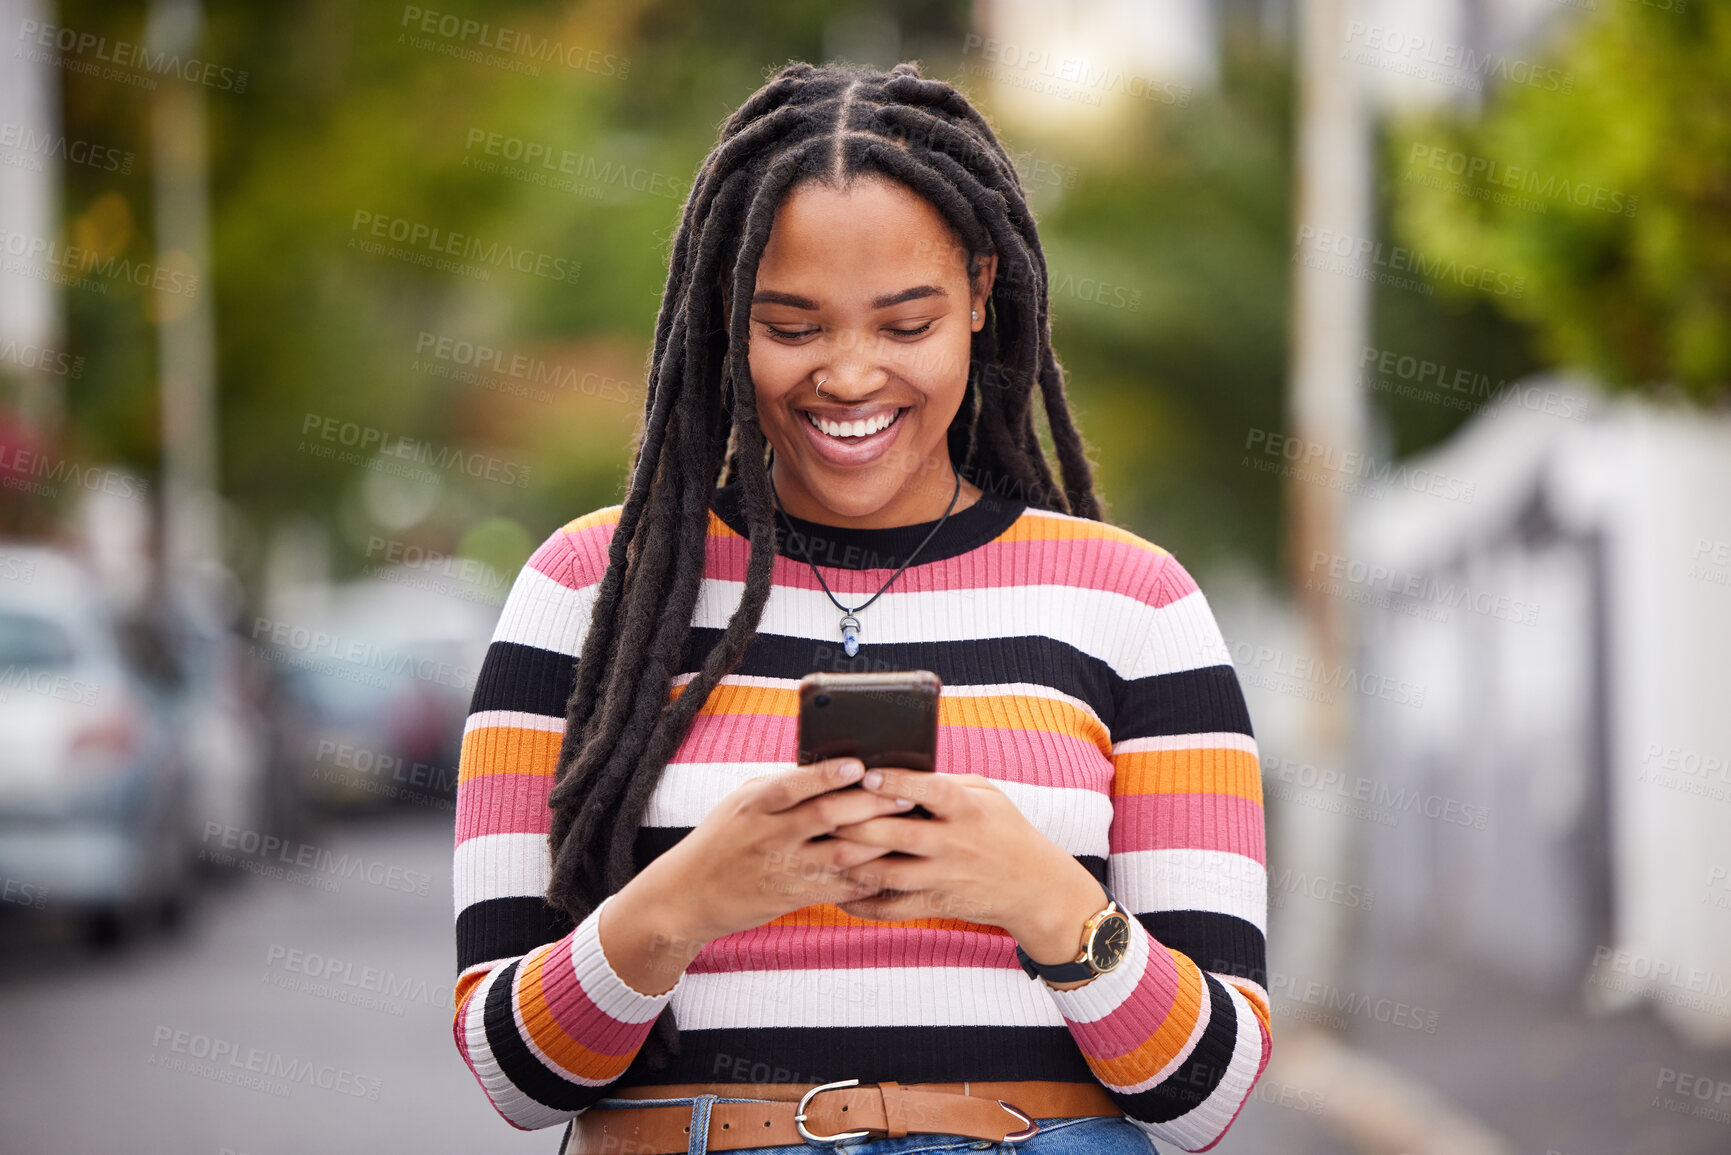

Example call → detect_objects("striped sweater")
451 482 1271 1152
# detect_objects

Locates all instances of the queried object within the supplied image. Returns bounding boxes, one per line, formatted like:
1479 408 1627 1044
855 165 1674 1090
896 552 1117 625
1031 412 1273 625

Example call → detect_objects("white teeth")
807 410 898 438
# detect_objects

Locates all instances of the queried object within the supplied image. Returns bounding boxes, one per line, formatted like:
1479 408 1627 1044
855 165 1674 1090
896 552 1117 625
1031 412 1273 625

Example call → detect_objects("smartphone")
796 670 941 826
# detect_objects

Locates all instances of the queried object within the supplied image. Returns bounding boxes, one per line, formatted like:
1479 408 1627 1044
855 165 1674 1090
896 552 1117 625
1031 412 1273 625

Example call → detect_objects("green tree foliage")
1389 2 1731 403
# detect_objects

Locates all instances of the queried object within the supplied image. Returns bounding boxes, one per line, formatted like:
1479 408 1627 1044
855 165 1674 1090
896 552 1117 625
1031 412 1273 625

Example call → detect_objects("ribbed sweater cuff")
564 892 687 1019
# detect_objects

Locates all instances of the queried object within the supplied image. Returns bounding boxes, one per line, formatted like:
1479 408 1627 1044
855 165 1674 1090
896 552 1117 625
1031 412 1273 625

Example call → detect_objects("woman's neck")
769 456 983 529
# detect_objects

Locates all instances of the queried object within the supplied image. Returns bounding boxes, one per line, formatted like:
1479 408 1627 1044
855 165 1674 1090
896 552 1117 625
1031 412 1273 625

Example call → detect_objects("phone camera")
813 693 831 707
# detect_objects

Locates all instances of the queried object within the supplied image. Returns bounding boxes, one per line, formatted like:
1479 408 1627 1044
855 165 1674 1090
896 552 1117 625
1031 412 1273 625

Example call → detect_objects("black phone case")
796 670 941 827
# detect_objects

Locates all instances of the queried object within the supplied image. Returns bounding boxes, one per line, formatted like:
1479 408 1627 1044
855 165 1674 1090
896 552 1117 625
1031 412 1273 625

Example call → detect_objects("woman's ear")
970 253 999 331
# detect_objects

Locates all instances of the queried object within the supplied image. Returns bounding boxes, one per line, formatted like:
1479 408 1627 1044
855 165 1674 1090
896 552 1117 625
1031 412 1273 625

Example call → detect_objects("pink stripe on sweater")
535 938 662 1058
455 772 554 844
543 515 1189 610
1061 926 1185 1060
1109 793 1267 861
697 535 1175 604
687 919 1023 974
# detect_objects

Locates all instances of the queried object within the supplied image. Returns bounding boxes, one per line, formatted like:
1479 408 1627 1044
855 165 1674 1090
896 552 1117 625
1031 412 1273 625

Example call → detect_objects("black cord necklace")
770 467 963 657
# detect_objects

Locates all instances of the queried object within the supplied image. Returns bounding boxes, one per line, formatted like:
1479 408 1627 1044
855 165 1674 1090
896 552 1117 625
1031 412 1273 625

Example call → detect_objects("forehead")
756 174 967 295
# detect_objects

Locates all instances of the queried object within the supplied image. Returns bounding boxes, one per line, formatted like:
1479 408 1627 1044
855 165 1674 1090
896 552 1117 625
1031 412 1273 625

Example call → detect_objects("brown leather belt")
569 1080 1121 1154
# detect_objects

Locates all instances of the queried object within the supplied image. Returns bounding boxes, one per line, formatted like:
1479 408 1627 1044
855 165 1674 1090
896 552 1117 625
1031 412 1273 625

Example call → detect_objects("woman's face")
746 174 996 528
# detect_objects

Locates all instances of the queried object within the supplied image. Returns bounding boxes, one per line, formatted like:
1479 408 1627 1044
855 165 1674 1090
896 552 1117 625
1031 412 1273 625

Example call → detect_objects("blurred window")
0 611 76 669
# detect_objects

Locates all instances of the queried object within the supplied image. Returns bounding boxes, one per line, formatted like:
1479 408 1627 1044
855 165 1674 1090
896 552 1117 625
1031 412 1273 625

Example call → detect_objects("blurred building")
1354 377 1731 1046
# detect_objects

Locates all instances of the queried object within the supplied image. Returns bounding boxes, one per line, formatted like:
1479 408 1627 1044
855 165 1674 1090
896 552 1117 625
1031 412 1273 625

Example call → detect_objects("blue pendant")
840 614 861 657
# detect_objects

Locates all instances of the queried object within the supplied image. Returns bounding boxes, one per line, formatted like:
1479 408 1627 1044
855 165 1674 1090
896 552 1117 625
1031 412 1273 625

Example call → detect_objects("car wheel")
80 906 129 950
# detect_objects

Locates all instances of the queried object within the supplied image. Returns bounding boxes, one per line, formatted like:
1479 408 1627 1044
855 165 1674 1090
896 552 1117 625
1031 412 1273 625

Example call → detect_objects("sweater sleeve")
1041 552 1271 1153
451 513 684 1131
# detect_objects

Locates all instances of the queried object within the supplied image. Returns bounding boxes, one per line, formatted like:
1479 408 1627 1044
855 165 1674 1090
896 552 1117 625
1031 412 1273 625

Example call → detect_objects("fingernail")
892 797 914 808
863 769 883 789
840 760 864 780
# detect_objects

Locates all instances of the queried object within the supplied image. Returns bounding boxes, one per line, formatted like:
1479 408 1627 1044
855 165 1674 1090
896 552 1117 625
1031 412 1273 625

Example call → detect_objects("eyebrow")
751 285 949 310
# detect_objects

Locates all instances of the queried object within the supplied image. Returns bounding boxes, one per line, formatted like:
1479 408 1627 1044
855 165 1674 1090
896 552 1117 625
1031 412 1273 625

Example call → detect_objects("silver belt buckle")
995 1099 1040 1145
794 1079 873 1145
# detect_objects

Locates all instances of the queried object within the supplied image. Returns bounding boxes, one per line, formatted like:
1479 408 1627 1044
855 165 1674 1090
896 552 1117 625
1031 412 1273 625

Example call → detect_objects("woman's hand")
825 767 1111 974
634 756 916 948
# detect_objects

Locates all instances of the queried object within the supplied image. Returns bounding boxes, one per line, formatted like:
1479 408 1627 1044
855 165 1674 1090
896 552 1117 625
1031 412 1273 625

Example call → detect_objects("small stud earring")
971 310 979 321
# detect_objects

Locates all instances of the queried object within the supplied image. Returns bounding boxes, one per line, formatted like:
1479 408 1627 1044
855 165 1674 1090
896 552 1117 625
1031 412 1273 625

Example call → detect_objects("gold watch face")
1088 912 1132 972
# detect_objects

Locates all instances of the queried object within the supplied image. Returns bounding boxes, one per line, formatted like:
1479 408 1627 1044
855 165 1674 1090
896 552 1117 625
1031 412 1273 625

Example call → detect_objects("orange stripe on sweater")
765 902 1007 937
667 682 1109 751
1087 949 1208 1087
998 514 1170 555
1111 746 1262 803
459 726 563 783
518 942 636 1081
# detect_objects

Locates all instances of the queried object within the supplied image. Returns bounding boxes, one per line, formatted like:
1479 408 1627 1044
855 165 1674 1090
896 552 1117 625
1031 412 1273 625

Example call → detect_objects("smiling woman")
451 60 1270 1155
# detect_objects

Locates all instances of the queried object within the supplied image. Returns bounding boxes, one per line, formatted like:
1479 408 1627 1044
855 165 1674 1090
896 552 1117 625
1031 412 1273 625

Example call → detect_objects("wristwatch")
1015 879 1133 984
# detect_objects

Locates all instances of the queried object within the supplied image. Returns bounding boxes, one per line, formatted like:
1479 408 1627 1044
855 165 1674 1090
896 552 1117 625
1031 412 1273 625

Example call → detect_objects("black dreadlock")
545 59 1102 1074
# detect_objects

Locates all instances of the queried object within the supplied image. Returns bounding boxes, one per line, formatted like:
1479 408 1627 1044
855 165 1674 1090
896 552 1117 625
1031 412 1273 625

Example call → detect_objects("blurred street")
0 810 551 1155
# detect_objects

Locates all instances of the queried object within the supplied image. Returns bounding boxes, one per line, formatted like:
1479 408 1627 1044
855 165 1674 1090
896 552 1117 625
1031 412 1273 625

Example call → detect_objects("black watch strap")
1015 879 1118 983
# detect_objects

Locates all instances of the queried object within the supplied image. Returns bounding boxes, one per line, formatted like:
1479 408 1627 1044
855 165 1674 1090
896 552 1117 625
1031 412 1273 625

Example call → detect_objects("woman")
452 61 1269 1155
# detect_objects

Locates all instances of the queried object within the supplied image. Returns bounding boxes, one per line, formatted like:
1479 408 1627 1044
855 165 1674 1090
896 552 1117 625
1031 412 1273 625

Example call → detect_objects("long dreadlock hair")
545 59 1102 1073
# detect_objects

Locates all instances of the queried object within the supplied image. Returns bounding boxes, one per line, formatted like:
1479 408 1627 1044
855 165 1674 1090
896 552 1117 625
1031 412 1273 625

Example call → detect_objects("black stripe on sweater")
481 956 600 1112
620 1023 1100 1087
469 641 576 718
458 895 576 973
1138 911 1267 987
1114 665 1254 740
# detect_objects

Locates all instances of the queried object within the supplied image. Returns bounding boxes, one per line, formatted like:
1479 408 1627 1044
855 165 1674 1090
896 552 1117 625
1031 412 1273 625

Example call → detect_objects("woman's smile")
795 403 910 465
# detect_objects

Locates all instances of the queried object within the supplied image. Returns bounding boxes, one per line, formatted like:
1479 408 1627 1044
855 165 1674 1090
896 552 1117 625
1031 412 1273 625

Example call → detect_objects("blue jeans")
573 1095 1160 1155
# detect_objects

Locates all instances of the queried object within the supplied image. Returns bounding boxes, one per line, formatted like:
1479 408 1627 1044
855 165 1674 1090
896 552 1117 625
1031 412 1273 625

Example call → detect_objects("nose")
813 354 887 401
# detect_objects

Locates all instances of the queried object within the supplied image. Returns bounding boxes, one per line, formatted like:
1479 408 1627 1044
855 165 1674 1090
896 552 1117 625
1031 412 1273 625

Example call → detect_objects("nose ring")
815 377 829 398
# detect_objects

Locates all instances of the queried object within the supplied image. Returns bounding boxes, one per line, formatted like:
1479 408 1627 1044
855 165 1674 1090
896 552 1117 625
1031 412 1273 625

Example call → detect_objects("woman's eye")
763 324 818 340
886 322 933 338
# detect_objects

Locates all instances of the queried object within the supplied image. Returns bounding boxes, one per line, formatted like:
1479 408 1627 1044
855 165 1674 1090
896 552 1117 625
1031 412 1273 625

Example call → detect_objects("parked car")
0 545 196 944
266 573 493 814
